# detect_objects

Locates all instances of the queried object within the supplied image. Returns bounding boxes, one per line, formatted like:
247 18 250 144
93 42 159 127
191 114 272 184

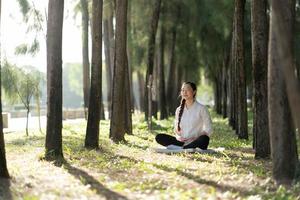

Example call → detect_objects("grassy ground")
1 111 300 200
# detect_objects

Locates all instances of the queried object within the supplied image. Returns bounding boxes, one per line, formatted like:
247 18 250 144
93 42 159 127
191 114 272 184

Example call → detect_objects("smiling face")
180 83 196 101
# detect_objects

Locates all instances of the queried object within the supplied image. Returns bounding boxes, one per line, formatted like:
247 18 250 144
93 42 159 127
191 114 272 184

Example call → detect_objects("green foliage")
128 0 153 72
15 38 40 56
16 0 30 21
2 61 43 107
15 0 45 56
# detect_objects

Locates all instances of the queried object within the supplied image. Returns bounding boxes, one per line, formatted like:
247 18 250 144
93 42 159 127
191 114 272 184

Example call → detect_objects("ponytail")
177 99 186 131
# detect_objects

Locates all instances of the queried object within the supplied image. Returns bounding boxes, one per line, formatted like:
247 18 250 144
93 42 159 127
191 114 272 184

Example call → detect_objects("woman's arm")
201 107 213 136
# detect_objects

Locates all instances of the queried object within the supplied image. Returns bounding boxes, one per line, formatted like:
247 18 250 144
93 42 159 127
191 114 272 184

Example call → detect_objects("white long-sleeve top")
174 101 213 144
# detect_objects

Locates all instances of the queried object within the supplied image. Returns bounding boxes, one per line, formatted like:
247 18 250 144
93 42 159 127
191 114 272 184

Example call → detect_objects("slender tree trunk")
167 25 178 115
0 0 9 177
81 0 90 120
229 25 236 129
85 0 102 149
158 25 168 119
26 106 29 136
36 92 43 134
138 71 145 112
108 1 115 78
110 0 128 142
214 73 222 114
222 57 228 118
124 54 132 135
45 0 64 160
103 19 111 117
144 0 161 121
103 0 113 119
235 0 248 139
268 0 298 185
127 0 135 114
251 0 270 158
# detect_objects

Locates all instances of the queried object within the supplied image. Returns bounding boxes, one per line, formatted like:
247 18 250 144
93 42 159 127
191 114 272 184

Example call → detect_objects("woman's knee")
155 134 164 143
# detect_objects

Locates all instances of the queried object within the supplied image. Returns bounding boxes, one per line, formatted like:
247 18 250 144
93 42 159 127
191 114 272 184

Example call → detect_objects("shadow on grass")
115 154 256 198
6 136 45 146
151 163 256 197
0 178 13 200
63 161 128 200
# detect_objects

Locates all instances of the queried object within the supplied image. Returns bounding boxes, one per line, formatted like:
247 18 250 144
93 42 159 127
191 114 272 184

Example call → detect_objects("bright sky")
2 0 83 73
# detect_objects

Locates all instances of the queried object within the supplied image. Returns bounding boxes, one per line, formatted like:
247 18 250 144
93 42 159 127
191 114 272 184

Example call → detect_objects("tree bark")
45 0 64 160
137 71 145 111
251 0 270 158
103 0 113 119
144 0 161 121
235 0 248 139
110 0 128 142
222 57 228 118
124 54 132 135
85 0 102 149
80 0 90 119
158 25 168 120
229 23 236 129
268 0 298 185
167 18 178 115
272 0 300 135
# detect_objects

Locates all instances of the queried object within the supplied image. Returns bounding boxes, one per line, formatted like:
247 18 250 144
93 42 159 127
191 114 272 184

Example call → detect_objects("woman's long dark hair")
177 82 197 131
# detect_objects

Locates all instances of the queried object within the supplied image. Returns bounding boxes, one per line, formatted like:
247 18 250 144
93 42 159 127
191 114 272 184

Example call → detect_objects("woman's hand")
175 128 182 135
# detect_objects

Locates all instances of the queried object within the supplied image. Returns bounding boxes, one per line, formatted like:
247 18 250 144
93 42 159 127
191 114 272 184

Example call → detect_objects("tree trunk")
229 25 236 129
167 24 178 115
272 0 300 135
214 74 222 115
45 0 64 160
137 71 145 112
144 0 161 121
110 0 128 142
26 107 29 136
124 54 132 135
0 0 9 177
158 25 168 119
85 0 102 149
268 0 298 185
103 0 113 119
103 19 112 118
36 92 43 134
81 0 90 120
222 57 228 118
251 0 270 158
235 0 248 139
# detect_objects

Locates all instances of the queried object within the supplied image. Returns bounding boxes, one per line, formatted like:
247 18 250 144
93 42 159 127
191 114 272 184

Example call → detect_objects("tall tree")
85 0 102 149
268 0 298 185
80 0 90 119
144 0 161 121
234 0 248 139
0 0 9 178
251 0 270 158
166 5 180 115
103 0 113 119
45 0 64 160
110 0 128 142
272 0 300 135
158 24 168 120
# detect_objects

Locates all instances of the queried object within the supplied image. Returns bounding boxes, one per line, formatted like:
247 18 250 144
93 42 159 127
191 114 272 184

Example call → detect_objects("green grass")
2 111 300 200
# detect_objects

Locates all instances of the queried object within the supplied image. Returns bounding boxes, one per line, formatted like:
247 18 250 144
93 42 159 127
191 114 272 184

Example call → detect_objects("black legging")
155 134 210 150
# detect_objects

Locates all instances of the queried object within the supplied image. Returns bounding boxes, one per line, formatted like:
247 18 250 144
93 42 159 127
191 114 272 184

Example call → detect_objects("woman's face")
180 83 196 101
